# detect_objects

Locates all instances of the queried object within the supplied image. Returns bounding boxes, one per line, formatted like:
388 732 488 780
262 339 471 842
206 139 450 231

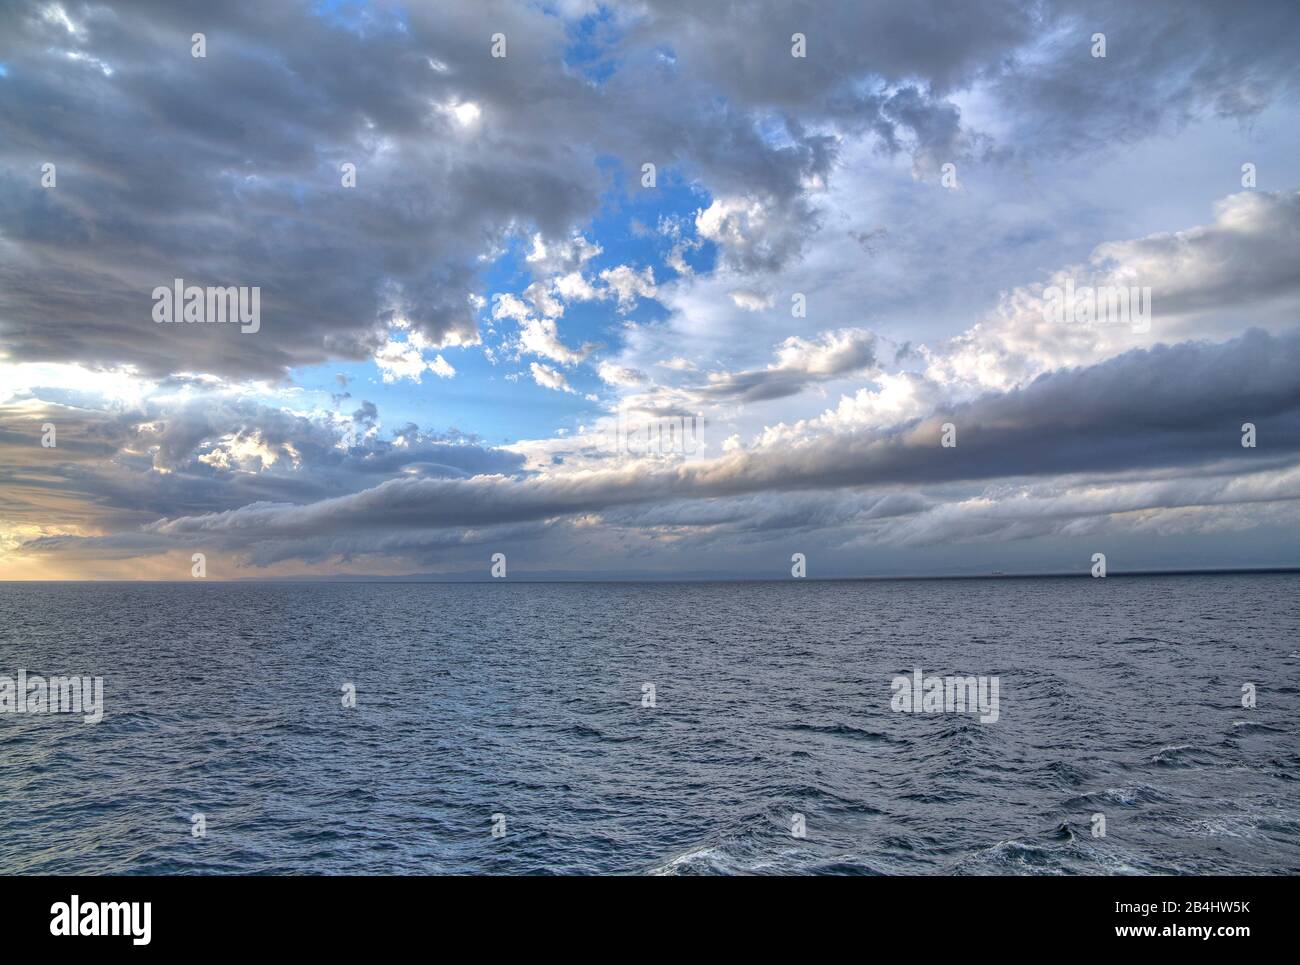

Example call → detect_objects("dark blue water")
1 576 1296 875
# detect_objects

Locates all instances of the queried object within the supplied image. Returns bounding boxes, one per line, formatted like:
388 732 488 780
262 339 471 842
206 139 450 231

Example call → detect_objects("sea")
1 574 1296 875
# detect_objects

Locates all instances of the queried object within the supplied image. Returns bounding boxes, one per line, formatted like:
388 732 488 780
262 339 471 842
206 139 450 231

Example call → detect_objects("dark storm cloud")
24 327 1300 565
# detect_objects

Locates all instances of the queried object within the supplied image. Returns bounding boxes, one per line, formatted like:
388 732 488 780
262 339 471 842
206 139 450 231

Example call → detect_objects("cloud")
925 190 1300 392
0 386 524 544
598 265 658 312
6 0 1291 384
695 194 817 274
529 361 576 393
374 338 457 383
24 328 1300 570
687 328 878 403
524 233 602 276
728 289 776 312
992 0 1300 152
0 2 810 378
517 317 595 366
597 362 648 386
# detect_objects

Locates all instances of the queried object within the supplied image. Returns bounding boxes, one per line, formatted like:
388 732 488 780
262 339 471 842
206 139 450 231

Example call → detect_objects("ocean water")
0 575 1296 875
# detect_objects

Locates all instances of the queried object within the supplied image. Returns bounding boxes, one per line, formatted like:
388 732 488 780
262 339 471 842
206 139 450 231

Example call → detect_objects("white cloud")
553 270 601 302
529 361 576 393
694 193 812 274
924 189 1300 394
728 289 775 311
597 362 647 386
524 280 564 318
435 99 482 127
491 293 532 324
518 316 593 365
428 354 456 379
525 233 602 275
374 339 456 383
599 265 657 312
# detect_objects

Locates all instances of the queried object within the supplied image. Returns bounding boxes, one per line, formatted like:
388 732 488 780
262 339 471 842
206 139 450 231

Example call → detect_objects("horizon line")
4 565 1299 584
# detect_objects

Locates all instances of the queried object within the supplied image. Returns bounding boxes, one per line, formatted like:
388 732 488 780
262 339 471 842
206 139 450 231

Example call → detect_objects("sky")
1 0 1299 580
